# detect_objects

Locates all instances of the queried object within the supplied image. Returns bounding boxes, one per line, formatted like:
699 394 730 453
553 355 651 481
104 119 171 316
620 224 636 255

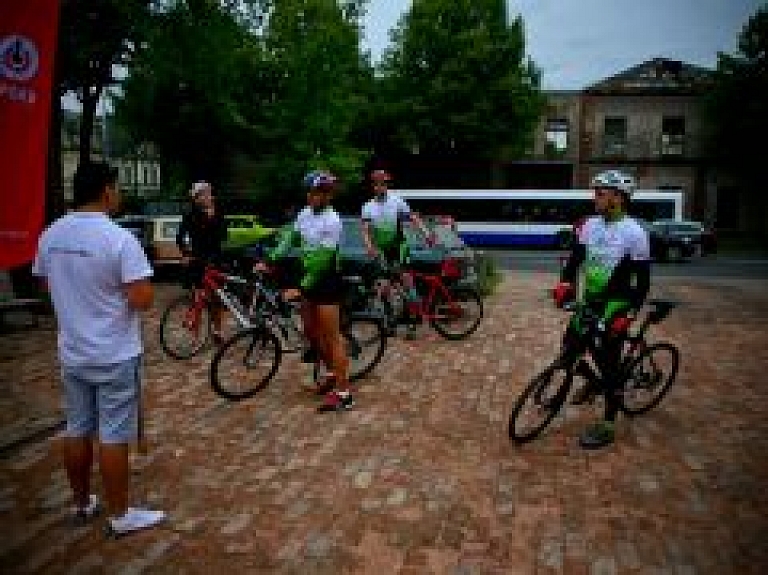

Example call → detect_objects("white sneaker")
106 507 166 538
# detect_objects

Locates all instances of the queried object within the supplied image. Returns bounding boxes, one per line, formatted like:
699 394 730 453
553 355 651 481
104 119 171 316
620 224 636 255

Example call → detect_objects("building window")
661 116 685 156
603 117 627 156
545 118 569 155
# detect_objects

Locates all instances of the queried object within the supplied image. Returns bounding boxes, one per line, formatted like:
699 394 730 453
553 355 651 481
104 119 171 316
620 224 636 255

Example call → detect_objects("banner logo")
0 35 39 82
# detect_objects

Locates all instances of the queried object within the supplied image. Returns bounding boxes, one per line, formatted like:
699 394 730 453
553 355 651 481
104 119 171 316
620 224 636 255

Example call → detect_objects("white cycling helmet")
591 170 635 198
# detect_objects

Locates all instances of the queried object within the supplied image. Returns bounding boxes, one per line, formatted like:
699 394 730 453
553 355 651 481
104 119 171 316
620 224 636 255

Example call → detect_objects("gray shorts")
60 356 142 444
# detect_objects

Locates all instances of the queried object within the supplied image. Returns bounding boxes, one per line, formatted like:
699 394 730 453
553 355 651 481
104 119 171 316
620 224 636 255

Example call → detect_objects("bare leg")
63 436 93 508
301 302 331 369
315 304 349 390
99 442 131 517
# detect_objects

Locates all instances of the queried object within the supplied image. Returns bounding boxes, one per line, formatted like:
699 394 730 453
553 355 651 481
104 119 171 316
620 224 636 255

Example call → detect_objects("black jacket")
176 206 227 261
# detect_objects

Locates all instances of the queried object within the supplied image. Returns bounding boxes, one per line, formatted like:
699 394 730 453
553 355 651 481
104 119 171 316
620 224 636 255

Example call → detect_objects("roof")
585 58 714 95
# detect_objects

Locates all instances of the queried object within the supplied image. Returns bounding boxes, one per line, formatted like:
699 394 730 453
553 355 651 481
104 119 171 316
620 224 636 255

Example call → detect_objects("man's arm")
560 242 586 284
629 259 651 310
125 279 154 311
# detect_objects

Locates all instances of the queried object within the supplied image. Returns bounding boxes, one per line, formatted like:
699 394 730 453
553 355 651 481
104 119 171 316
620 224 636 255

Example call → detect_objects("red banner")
0 0 60 269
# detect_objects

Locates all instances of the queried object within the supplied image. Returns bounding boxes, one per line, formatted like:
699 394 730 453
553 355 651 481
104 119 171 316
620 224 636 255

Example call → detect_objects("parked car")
114 215 154 261
652 219 717 255
115 214 184 267
636 219 695 261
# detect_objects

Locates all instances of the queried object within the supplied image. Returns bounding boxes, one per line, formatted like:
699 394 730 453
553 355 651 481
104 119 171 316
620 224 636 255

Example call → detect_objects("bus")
395 189 684 248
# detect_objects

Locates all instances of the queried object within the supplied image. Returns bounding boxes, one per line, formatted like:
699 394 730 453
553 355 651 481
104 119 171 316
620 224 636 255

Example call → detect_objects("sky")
362 0 764 90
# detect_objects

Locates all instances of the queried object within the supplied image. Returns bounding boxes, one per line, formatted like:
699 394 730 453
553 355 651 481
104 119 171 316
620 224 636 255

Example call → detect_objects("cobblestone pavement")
1 274 767 574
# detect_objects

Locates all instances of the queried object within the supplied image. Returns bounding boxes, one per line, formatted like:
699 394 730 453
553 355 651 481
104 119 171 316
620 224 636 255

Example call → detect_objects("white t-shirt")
294 207 342 248
33 212 153 366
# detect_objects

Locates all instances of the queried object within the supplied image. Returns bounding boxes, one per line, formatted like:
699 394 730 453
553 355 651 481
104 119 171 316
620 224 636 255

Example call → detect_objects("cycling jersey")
563 214 651 319
269 206 341 291
361 194 411 257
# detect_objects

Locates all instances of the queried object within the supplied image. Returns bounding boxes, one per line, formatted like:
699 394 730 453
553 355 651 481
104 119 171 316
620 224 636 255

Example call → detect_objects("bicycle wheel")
210 327 282 401
508 361 574 443
430 287 483 340
619 342 679 416
345 315 387 382
160 294 211 360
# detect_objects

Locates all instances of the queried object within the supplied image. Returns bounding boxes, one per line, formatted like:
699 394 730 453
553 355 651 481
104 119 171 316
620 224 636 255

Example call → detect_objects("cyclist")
552 170 651 449
361 169 433 335
263 170 353 412
176 181 228 343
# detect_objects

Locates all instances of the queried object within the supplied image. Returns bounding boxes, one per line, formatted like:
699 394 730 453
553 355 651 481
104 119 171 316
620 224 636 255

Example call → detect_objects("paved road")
1 276 767 573
485 249 768 279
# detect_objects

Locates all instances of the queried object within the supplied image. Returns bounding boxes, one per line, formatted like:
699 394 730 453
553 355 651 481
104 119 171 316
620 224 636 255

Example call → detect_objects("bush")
474 251 503 297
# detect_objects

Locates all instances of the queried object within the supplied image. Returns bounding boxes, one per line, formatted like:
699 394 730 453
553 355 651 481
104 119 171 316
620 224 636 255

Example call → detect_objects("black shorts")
301 273 344 305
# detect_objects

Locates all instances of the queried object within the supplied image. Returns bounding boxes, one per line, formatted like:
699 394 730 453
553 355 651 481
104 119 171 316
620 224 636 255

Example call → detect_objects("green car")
223 215 276 250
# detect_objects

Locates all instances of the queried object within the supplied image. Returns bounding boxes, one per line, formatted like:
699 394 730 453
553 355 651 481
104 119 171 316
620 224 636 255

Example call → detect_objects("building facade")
60 112 162 204
529 58 727 228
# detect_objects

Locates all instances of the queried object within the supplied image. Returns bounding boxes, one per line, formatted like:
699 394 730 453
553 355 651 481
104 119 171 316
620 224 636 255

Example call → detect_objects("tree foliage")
115 0 265 193
115 0 373 204
376 0 545 160
57 0 154 160
248 0 374 202
704 6 768 184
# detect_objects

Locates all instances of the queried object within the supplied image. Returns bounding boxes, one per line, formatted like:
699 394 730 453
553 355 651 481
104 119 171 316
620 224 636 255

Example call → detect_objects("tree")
704 6 768 184
703 6 768 239
57 0 154 161
116 0 267 193
376 0 545 168
253 0 374 203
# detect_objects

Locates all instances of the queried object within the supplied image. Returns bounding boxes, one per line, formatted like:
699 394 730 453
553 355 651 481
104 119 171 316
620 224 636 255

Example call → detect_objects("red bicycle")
371 258 483 340
159 264 254 360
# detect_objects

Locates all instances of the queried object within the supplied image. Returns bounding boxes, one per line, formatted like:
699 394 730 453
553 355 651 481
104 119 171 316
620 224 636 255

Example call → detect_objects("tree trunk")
79 89 99 162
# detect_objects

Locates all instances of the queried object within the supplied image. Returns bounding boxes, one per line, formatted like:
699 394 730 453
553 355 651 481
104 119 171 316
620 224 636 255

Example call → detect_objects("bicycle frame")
373 257 464 325
562 303 662 388
401 268 462 323
185 265 254 332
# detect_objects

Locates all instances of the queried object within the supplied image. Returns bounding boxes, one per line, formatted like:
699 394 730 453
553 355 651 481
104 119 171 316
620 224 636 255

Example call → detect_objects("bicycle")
508 299 680 443
159 263 256 360
367 257 483 340
209 271 388 401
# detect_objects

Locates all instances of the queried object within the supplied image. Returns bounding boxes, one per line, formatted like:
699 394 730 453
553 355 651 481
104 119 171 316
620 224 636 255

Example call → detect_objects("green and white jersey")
578 215 650 302
361 193 411 251
270 206 341 290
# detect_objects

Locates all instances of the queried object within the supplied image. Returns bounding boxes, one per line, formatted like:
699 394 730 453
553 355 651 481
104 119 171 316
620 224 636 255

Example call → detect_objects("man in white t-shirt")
33 161 165 536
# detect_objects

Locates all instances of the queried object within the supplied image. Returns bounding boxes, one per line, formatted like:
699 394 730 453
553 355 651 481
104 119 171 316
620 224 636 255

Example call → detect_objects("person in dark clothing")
176 181 228 342
552 170 651 449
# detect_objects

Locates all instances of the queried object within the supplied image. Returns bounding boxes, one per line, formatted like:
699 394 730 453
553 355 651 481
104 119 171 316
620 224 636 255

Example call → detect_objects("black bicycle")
508 299 680 443
210 272 387 401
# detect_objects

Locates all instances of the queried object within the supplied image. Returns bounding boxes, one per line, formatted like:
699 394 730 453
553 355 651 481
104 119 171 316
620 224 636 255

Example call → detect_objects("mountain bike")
159 264 255 360
209 272 387 401
367 257 483 340
508 299 680 443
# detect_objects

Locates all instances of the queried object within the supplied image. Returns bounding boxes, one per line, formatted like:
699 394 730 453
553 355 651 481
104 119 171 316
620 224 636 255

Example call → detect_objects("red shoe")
317 391 355 413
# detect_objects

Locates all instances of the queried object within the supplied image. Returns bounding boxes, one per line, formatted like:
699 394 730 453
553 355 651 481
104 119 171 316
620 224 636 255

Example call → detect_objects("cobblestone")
0 275 767 573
